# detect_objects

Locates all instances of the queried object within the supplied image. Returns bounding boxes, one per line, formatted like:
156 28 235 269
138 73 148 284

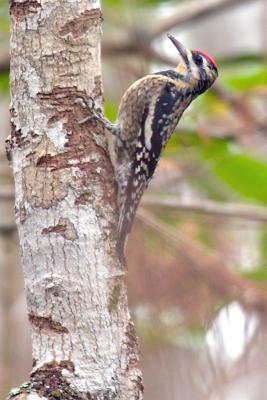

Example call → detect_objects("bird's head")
167 33 218 95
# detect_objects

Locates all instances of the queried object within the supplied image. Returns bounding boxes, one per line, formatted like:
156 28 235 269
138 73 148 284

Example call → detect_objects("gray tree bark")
7 0 143 399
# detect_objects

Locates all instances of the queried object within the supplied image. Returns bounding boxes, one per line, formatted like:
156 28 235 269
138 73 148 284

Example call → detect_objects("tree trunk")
7 0 143 399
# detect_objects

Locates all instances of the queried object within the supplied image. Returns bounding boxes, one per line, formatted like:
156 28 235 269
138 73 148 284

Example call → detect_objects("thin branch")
0 53 9 74
103 0 255 60
152 0 255 37
142 195 267 223
212 85 267 133
0 223 16 234
137 208 267 314
0 186 14 201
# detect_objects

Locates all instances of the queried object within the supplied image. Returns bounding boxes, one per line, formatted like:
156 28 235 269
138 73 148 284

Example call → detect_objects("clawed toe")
75 96 95 110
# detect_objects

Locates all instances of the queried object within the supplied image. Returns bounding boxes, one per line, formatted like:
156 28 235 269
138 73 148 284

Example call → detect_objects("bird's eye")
194 54 203 65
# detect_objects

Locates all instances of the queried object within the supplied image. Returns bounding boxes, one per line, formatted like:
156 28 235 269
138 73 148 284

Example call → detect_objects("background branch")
137 208 267 314
142 195 267 223
151 0 255 37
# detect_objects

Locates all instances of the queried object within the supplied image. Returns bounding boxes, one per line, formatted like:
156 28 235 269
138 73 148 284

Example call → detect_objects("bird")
86 34 218 261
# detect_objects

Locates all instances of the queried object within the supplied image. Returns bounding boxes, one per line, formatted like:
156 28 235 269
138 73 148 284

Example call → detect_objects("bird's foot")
75 96 103 125
75 95 117 135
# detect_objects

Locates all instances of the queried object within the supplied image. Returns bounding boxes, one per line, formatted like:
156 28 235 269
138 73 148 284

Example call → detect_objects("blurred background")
1 0 267 398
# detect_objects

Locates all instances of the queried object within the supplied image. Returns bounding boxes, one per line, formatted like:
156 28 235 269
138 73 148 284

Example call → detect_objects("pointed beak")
167 33 189 65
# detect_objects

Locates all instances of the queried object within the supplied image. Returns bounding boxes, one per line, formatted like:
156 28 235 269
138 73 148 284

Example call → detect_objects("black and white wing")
117 79 183 256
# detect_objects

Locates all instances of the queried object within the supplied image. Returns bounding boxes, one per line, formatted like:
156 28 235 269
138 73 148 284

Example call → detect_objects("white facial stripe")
177 55 189 76
187 52 200 80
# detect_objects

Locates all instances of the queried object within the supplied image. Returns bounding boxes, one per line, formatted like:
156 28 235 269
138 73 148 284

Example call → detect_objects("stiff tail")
117 197 140 265
116 205 132 265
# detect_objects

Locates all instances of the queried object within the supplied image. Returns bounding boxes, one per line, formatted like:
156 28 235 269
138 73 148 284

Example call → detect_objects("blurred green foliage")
0 71 9 95
104 98 118 122
0 0 9 31
222 61 267 92
165 132 267 204
0 0 9 96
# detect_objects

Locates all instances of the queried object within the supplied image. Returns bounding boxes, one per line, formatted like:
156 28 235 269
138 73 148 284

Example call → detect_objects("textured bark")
7 0 143 399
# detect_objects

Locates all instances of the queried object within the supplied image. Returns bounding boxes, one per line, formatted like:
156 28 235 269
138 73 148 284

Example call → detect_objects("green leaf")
211 153 267 204
242 268 267 284
165 133 267 204
0 71 9 95
221 61 267 91
0 0 9 32
199 137 267 204
104 98 118 122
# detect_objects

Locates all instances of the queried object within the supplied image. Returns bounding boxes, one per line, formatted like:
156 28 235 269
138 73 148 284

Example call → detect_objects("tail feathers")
117 207 131 264
117 180 146 264
117 201 138 265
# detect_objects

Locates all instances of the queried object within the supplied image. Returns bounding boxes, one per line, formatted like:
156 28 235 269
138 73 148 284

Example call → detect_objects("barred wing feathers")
117 78 183 256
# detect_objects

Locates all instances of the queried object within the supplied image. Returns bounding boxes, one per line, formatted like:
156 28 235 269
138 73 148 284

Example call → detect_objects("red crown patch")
195 50 217 68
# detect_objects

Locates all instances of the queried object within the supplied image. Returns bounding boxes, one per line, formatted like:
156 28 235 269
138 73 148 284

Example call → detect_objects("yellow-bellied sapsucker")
92 34 218 259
